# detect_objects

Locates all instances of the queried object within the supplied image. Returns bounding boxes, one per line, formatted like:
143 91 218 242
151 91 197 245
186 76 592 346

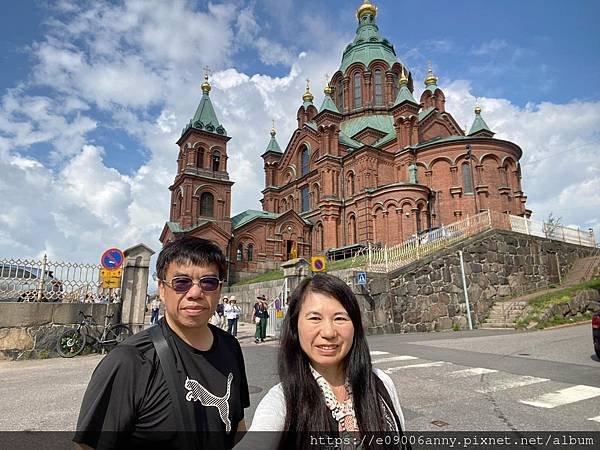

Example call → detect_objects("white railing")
508 215 596 247
364 211 493 272
356 211 597 274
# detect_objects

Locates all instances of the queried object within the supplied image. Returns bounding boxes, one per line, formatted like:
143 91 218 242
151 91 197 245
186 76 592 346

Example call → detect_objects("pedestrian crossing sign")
311 256 326 272
357 272 367 285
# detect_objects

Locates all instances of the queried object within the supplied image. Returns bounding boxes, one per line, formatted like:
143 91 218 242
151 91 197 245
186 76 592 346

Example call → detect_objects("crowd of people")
74 236 408 450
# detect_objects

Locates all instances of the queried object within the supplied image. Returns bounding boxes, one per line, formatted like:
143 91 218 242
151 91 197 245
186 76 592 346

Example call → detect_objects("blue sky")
1 0 599 264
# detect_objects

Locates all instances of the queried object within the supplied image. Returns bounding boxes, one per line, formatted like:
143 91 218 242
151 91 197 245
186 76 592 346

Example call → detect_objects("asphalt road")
0 323 598 433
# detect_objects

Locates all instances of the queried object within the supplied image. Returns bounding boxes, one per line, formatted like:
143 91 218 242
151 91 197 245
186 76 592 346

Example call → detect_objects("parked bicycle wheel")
56 329 86 358
104 324 132 349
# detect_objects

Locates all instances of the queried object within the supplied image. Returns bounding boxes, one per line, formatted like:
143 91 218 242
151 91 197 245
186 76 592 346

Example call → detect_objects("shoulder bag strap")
149 325 199 450
374 375 411 450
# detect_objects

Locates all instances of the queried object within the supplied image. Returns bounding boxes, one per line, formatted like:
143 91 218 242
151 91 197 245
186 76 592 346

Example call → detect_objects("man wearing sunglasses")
75 236 250 450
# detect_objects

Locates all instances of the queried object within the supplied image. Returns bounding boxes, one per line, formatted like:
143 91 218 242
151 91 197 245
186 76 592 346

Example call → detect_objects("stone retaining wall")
353 229 596 334
0 303 119 360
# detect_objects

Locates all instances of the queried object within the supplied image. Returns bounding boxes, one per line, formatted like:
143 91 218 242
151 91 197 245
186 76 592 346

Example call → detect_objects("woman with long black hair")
245 273 409 450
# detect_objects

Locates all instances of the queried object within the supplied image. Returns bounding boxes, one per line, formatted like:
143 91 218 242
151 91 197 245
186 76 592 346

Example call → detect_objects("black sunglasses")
161 276 222 293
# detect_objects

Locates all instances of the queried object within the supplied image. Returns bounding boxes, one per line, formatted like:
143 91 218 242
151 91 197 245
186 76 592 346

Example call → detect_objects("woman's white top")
249 368 405 432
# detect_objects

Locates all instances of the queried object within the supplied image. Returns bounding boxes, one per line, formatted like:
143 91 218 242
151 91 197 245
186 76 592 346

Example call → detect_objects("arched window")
462 163 473 194
281 198 287 212
236 244 243 262
348 215 357 244
354 72 362 109
374 69 383 106
336 80 344 111
502 165 509 187
197 149 204 168
392 73 399 100
301 186 310 212
347 172 355 196
176 194 182 218
312 183 320 205
301 146 310 176
212 151 221 172
247 244 254 262
316 223 324 251
200 192 214 217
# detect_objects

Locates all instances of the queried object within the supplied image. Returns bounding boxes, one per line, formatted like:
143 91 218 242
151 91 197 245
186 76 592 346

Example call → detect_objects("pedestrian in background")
253 295 269 343
219 297 229 329
150 297 161 325
225 296 241 337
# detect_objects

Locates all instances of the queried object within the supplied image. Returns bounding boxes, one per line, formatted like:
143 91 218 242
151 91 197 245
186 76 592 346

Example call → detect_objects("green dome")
339 8 399 73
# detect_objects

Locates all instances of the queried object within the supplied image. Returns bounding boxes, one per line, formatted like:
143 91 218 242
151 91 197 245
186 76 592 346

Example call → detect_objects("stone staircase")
480 301 529 329
561 255 600 286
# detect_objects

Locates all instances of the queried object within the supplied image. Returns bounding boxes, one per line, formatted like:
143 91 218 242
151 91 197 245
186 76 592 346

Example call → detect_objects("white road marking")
448 367 498 378
588 416 600 423
475 375 549 394
372 355 418 364
384 361 449 373
370 351 390 356
520 385 600 409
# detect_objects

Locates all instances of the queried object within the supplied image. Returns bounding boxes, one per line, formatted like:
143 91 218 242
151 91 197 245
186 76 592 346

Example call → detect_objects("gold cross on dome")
203 65 212 79
305 78 310 90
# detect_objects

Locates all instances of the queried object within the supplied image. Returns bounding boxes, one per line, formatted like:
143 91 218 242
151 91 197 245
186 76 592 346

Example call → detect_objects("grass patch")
452 323 461 331
229 269 284 287
515 278 600 329
228 255 368 287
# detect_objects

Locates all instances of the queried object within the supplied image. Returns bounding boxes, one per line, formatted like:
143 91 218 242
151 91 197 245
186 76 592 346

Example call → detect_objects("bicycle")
56 311 132 358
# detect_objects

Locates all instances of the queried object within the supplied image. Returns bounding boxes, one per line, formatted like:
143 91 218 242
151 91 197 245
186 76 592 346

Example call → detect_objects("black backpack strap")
149 325 198 450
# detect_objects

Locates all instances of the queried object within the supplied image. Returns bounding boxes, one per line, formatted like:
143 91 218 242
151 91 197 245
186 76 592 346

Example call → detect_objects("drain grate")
431 420 449 427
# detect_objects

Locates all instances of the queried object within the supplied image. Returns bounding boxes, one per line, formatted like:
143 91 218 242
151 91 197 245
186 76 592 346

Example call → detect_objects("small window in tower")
462 163 473 194
392 73 399 99
347 172 355 196
236 244 243 262
301 186 310 212
247 244 254 262
200 192 214 217
197 149 204 168
374 69 383 106
337 80 344 111
301 146 310 176
212 151 221 171
354 72 362 109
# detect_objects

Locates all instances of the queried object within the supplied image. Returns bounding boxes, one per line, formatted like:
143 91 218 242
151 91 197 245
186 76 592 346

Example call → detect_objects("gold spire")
324 74 333 95
424 61 438 87
399 66 409 86
201 66 211 94
474 99 482 114
270 119 276 137
356 0 377 20
302 78 314 103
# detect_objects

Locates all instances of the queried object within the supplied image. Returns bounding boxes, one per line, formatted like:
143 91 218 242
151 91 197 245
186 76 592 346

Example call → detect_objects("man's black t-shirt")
74 319 250 450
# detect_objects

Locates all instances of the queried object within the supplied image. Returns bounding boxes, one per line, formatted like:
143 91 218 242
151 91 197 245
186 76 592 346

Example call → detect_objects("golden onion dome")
475 103 482 114
424 67 438 86
399 66 409 86
302 80 314 103
357 0 377 20
324 82 333 96
201 74 211 94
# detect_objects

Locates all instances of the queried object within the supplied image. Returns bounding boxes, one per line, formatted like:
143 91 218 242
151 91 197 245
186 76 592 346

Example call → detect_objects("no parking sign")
101 248 124 269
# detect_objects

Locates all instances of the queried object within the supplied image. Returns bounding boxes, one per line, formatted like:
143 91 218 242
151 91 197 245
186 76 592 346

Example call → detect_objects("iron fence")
0 255 121 303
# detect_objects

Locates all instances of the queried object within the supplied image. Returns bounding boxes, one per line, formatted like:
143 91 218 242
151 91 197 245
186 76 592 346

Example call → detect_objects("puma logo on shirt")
185 373 234 432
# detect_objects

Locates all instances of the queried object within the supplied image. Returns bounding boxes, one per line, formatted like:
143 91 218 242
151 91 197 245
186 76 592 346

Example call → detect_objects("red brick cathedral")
160 0 530 281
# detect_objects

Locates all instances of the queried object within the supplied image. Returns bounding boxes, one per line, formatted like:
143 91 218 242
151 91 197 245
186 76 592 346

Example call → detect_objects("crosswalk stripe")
475 375 549 394
372 355 418 364
370 351 390 356
385 362 449 373
520 385 600 409
448 367 498 378
588 416 600 423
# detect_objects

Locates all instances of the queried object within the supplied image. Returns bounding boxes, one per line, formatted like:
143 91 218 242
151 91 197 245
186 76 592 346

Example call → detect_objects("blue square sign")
357 272 367 285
